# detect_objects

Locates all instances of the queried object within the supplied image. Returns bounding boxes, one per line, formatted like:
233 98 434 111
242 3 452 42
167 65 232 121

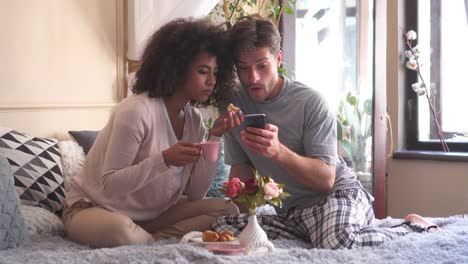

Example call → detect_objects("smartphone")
243 114 266 130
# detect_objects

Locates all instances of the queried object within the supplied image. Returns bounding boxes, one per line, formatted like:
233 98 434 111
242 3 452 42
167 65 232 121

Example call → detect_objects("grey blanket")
1 216 468 264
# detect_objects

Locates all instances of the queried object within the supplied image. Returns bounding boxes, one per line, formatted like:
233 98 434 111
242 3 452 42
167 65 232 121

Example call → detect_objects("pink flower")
225 178 245 199
263 180 281 200
244 178 259 194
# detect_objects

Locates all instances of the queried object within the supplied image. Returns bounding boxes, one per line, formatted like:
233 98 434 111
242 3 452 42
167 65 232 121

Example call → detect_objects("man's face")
235 47 283 103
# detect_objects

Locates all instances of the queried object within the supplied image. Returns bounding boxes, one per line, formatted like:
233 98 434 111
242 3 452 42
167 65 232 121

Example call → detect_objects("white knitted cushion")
57 140 85 189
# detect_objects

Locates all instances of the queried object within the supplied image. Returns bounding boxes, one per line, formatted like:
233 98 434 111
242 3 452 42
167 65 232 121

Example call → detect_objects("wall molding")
0 102 117 112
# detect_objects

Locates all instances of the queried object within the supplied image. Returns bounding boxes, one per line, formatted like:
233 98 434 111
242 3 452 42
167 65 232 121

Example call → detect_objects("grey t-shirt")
224 77 360 213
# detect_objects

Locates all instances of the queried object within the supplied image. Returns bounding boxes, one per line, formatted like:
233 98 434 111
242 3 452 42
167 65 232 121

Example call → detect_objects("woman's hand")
209 110 244 137
162 141 201 167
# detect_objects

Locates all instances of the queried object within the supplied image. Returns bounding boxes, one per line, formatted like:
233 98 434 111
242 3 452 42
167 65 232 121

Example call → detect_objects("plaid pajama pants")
212 188 426 249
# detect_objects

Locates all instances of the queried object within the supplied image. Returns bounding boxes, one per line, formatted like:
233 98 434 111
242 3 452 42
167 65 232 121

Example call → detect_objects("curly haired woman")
62 18 243 248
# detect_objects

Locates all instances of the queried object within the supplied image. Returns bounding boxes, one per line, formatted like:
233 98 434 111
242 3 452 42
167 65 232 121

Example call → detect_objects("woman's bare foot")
404 214 439 232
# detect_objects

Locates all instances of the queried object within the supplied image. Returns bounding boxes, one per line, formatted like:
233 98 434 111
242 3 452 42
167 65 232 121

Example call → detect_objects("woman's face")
180 52 218 103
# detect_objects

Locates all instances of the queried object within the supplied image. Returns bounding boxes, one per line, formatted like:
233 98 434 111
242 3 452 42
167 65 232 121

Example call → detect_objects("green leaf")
342 139 353 158
255 191 264 201
284 6 294 14
278 66 287 76
346 92 358 106
269 199 280 207
337 120 343 140
205 117 214 129
363 99 373 115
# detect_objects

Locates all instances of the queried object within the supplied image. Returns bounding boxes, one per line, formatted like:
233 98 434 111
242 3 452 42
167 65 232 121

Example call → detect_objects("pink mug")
199 141 220 161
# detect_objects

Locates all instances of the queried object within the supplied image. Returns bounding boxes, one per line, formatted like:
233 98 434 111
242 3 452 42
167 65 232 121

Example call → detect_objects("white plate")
189 236 239 245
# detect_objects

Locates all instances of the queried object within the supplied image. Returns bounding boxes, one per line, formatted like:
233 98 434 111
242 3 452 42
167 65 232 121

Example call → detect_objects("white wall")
386 0 468 217
0 0 125 138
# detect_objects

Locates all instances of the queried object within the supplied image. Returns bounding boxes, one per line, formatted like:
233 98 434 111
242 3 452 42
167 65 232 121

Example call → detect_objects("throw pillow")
68 130 99 155
0 126 65 216
21 205 64 236
0 155 26 250
58 140 85 188
206 139 230 198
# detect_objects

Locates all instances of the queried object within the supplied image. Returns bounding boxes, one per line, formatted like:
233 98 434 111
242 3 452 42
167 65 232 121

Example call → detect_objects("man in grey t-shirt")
212 16 438 249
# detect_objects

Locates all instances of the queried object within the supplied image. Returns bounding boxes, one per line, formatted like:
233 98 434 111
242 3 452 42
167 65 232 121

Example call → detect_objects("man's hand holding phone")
240 113 283 159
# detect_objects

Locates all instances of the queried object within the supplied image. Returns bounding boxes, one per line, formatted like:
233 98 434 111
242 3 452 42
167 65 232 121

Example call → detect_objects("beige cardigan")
66 93 219 221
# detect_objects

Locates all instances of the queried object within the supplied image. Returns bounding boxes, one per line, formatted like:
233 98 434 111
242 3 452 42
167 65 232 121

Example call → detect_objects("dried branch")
404 33 450 152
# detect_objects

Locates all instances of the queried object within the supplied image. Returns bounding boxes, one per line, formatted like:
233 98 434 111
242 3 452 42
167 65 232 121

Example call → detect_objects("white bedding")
1 212 467 264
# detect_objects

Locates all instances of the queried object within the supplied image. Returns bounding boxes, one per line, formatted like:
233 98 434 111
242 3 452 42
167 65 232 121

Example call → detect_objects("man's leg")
404 214 439 232
137 197 239 240
62 201 154 248
301 188 428 249
212 212 306 240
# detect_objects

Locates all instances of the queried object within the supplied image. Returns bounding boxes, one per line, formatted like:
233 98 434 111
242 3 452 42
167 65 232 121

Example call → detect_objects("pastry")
218 231 235 242
202 230 219 242
227 103 240 112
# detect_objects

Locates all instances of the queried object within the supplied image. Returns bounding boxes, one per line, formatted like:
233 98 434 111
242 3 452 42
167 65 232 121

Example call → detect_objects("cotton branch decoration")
404 29 450 152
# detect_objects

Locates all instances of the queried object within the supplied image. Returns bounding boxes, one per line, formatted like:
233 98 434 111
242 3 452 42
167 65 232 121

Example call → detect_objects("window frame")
404 0 468 152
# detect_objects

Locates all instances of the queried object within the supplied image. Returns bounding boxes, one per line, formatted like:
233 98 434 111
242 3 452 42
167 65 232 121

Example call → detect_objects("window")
405 0 468 152
282 0 375 194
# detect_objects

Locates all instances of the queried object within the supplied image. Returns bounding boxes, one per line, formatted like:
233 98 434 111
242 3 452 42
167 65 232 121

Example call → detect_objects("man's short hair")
230 15 282 57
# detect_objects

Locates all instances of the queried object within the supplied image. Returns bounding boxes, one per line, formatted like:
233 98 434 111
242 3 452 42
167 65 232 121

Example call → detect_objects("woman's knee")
206 198 240 217
107 222 154 247
223 200 240 215
65 208 153 248
68 221 153 248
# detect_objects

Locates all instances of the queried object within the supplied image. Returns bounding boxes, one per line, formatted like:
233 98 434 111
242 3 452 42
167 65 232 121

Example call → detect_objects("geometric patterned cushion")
0 125 65 216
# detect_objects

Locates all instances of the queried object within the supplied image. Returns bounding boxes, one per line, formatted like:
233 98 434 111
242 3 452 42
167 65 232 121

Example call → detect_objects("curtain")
465 0 468 24
127 0 219 61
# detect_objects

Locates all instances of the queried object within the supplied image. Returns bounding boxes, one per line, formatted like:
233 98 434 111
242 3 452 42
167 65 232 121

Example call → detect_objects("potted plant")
337 91 372 175
209 0 296 28
209 0 296 76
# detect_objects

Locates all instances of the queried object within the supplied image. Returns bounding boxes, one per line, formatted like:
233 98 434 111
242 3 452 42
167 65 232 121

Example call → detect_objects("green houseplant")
209 0 296 76
337 91 372 173
210 0 296 28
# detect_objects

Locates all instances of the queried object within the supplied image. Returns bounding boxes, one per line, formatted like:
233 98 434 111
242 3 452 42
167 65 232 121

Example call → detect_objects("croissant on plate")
202 230 219 242
202 230 235 242
217 231 235 242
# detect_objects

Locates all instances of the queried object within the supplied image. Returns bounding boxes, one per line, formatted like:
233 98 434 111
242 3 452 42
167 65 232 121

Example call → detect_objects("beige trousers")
62 197 239 248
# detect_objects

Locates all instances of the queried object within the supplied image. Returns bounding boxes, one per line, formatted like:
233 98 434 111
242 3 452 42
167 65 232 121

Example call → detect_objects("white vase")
238 214 275 254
